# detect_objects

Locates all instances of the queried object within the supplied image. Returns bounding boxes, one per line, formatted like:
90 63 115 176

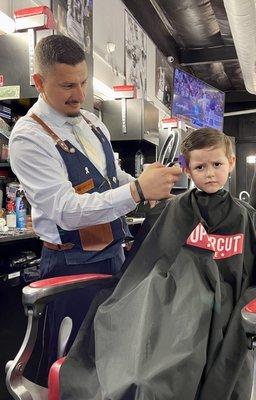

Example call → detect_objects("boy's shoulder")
233 197 256 231
233 196 256 217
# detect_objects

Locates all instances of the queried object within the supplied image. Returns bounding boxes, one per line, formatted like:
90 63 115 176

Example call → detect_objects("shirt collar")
36 95 81 127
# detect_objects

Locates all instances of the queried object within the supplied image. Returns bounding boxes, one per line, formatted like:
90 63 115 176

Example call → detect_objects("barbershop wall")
1 0 172 119
224 114 256 197
93 0 172 118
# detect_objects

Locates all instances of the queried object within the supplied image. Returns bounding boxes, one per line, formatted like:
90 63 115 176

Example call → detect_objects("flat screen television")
172 68 225 130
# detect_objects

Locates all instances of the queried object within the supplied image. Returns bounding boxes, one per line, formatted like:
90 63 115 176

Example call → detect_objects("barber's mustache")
65 100 80 104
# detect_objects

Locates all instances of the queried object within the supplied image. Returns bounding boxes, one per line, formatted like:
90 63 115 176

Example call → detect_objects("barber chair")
5 273 112 400
5 274 256 400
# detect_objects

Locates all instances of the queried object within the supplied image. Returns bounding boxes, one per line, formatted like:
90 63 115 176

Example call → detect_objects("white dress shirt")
9 96 136 243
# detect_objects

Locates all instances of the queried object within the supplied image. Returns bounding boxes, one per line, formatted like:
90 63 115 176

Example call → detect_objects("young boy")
180 127 235 194
61 128 256 400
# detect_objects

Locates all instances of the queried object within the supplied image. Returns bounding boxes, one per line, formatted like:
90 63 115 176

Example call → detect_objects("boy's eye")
214 162 222 167
195 165 203 170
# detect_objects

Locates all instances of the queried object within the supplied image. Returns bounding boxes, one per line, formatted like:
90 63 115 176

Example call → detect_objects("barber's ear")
229 155 236 172
33 73 44 92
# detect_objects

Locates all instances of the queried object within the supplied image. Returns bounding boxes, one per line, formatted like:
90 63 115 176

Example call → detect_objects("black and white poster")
125 11 147 98
52 0 92 53
155 48 174 109
52 0 94 111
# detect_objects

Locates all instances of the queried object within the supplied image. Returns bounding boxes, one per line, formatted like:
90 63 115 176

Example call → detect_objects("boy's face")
185 145 235 194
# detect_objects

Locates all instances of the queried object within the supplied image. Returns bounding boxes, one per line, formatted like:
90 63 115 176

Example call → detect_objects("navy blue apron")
36 115 130 370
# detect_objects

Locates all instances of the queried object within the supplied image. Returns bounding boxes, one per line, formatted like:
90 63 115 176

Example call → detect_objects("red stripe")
30 273 112 288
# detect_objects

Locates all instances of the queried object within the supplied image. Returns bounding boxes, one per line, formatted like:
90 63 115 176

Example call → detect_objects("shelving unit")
0 230 37 243
0 162 10 167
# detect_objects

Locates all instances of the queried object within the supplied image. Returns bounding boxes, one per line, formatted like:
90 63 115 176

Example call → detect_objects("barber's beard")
66 112 80 117
65 100 81 117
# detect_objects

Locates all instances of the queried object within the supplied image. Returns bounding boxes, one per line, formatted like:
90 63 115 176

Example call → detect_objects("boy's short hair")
180 128 234 165
34 34 86 77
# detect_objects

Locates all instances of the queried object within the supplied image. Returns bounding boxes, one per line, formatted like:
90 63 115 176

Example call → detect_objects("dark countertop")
0 218 145 243
0 229 37 243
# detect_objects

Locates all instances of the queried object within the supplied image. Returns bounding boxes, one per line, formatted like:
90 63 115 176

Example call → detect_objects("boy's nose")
206 166 215 177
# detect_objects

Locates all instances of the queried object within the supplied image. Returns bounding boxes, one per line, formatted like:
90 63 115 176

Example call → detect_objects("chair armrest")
241 298 256 335
6 274 113 400
22 273 112 308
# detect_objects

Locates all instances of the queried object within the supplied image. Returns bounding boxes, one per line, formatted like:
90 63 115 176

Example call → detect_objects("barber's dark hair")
181 128 234 165
34 34 86 76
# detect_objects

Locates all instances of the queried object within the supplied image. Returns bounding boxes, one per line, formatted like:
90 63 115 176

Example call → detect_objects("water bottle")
6 200 16 229
16 185 27 230
135 149 144 178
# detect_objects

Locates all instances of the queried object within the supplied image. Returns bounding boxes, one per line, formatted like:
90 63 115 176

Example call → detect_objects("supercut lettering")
187 223 244 259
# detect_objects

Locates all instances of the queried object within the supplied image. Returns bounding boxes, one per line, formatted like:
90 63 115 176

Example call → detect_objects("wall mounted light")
0 11 15 34
106 42 116 53
14 6 55 31
13 6 55 86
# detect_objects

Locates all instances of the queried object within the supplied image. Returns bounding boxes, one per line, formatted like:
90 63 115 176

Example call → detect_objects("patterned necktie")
67 116 103 171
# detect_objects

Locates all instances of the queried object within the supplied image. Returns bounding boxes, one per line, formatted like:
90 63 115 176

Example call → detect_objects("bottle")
6 200 16 229
0 177 5 210
15 185 27 230
135 149 144 178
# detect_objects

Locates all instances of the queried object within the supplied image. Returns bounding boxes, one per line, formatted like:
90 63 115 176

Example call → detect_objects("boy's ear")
33 73 44 93
229 155 236 172
184 167 191 178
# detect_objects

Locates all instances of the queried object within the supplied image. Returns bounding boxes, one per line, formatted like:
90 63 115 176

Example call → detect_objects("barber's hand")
131 162 182 202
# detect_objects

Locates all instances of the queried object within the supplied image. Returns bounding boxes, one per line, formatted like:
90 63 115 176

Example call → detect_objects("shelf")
0 162 10 167
0 230 37 243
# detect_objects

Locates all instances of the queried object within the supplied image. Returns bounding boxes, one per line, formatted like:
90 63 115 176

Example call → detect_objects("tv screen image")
172 68 225 130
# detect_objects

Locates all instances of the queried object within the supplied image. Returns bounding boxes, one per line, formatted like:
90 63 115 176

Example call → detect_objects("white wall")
93 0 125 87
93 0 171 116
0 0 171 116
0 0 11 15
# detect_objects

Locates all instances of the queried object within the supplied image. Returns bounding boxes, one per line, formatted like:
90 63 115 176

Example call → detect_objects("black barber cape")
60 189 256 400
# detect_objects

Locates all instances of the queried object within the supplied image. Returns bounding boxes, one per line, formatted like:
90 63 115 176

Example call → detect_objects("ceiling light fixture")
0 11 15 34
223 0 256 95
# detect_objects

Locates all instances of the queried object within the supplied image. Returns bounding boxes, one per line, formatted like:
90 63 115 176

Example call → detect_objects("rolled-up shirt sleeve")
10 126 137 231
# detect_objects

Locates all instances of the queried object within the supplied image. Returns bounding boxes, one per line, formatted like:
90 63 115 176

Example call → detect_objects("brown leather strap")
43 241 75 251
30 113 75 153
81 114 102 136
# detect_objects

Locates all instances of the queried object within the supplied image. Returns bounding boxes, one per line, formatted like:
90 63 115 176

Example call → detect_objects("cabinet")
0 159 41 399
0 234 42 400
102 99 159 145
0 32 37 99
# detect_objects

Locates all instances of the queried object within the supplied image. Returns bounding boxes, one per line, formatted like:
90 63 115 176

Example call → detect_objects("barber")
10 34 181 367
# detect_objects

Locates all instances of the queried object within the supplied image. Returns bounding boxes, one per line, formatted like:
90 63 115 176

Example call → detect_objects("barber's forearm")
49 183 137 230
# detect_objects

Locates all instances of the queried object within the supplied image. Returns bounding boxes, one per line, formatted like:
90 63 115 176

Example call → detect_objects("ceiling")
122 0 256 112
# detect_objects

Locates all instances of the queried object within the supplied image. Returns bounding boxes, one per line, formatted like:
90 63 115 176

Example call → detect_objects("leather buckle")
43 241 75 251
